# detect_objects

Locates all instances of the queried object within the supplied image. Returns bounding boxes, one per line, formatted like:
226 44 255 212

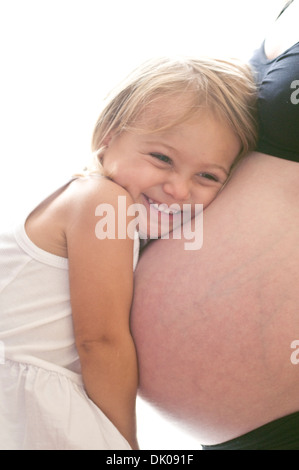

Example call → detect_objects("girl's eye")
199 172 220 182
150 153 172 164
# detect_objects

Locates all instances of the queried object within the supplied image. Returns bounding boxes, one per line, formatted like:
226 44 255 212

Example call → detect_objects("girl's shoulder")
63 176 135 240
63 176 134 224
66 175 133 206
24 176 134 259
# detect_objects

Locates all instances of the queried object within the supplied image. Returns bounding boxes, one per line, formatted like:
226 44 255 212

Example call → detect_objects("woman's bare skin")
132 151 299 445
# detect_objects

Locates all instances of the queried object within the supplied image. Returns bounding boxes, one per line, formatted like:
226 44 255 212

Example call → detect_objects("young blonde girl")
0 56 257 450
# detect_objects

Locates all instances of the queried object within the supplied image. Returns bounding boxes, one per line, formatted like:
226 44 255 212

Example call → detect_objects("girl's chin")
138 215 182 240
133 195 184 239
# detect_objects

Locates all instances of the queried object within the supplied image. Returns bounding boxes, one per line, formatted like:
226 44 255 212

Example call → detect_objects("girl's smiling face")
101 99 241 238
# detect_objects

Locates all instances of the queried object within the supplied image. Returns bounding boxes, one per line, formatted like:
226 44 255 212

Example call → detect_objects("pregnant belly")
131 153 299 445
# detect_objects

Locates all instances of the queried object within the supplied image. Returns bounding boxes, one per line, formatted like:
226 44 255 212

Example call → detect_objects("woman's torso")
132 152 299 444
131 5 299 445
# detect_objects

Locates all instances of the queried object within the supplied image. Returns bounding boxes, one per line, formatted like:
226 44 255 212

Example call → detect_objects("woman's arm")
65 178 138 449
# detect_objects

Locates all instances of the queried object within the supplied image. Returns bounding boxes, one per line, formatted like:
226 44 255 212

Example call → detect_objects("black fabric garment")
250 40 299 161
201 411 299 450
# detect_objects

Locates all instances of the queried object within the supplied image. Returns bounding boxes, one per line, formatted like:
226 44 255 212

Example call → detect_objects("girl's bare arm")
65 178 138 449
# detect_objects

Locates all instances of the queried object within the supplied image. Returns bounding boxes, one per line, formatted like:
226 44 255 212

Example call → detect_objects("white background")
0 0 286 449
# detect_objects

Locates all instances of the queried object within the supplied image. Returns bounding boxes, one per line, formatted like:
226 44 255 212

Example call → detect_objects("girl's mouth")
143 195 181 215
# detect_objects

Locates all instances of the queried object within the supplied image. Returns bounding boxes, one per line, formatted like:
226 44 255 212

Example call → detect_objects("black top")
250 40 299 161
202 411 299 450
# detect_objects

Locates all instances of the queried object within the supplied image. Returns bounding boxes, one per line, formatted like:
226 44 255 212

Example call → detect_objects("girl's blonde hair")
89 56 257 173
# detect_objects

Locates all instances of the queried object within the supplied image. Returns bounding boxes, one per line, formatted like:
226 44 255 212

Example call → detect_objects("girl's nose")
163 174 191 202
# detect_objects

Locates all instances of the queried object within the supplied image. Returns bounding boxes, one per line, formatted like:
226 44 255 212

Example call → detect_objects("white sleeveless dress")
0 182 139 450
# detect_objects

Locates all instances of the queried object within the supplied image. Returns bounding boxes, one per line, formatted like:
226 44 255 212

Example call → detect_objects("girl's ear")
98 131 115 166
